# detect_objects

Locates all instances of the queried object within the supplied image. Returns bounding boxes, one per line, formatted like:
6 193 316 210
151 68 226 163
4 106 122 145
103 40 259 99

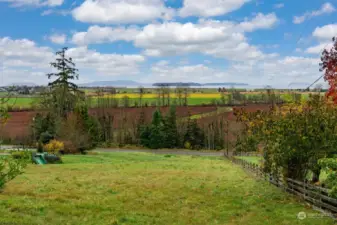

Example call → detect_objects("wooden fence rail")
231 157 337 217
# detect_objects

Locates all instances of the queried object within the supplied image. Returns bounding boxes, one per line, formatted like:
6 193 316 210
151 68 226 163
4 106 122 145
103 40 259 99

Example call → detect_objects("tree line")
29 47 228 154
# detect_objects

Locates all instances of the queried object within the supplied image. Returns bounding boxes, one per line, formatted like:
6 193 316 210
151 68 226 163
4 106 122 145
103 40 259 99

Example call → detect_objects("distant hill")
287 82 310 88
153 82 248 87
80 80 250 87
152 82 202 87
79 80 144 87
10 82 37 87
203 83 248 86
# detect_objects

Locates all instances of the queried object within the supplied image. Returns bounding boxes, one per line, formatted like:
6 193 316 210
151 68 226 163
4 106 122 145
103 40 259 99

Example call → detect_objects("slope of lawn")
0 152 334 225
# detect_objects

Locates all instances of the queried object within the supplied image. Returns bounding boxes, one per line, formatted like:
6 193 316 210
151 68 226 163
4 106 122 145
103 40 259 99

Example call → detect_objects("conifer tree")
46 47 83 118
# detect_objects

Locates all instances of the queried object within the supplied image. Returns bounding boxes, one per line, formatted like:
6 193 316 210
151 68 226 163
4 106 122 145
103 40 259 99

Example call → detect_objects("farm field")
0 152 333 225
3 92 324 109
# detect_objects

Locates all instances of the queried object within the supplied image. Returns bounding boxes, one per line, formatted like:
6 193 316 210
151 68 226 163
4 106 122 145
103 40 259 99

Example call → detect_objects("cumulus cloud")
306 43 334 54
71 13 278 61
0 0 64 7
144 55 321 87
67 46 146 76
72 0 174 24
149 63 229 82
293 3 335 24
179 0 249 17
238 13 278 32
305 24 337 54
49 34 67 45
312 24 337 40
72 26 140 45
0 37 146 85
134 13 278 60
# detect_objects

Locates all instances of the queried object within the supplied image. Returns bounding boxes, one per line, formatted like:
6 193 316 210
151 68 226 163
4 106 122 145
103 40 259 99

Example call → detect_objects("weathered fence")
231 157 337 218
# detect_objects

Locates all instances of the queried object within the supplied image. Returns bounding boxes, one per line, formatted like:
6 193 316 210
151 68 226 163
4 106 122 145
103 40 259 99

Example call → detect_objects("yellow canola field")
104 93 223 99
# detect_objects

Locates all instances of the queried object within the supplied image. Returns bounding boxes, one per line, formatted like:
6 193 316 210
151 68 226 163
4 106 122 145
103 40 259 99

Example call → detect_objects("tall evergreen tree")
184 117 204 150
46 47 83 118
162 105 178 148
148 109 164 149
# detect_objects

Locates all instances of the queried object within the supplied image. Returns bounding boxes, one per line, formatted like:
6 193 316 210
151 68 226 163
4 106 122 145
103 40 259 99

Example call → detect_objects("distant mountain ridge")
79 80 144 87
10 82 37 87
80 80 249 87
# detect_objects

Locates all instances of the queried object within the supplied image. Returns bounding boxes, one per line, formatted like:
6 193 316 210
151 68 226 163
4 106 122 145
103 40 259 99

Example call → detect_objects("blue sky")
0 0 336 87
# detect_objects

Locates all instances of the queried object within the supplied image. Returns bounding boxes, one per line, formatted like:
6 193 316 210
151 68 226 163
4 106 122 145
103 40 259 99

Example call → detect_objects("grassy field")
0 152 333 225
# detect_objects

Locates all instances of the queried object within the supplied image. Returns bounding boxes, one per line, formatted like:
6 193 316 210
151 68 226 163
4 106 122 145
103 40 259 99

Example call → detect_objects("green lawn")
0 152 333 225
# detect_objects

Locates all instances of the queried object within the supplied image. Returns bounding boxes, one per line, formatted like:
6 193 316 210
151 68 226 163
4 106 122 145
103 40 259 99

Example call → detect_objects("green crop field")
2 91 325 109
6 97 36 108
0 152 332 225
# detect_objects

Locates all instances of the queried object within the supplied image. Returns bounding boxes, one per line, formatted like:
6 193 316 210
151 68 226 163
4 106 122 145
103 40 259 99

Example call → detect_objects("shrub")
235 95 337 181
11 151 31 161
44 140 64 154
319 158 337 198
0 156 28 190
184 141 191 149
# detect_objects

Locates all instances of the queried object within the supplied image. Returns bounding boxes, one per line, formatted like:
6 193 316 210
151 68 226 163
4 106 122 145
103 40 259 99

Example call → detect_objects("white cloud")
0 0 63 7
0 37 146 85
238 13 278 32
305 42 334 54
134 14 278 60
0 37 53 66
293 2 335 24
72 26 140 45
71 13 278 62
72 0 174 24
274 3 284 9
179 0 249 17
0 37 54 85
49 34 66 45
67 46 145 76
148 63 229 83
144 55 321 87
305 24 337 54
312 24 337 41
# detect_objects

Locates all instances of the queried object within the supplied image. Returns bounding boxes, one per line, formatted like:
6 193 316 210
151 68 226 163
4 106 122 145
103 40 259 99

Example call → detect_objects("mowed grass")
0 152 333 225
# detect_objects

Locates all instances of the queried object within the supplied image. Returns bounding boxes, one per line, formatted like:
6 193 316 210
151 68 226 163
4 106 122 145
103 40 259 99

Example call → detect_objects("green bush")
319 158 337 198
11 151 31 161
0 156 28 190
